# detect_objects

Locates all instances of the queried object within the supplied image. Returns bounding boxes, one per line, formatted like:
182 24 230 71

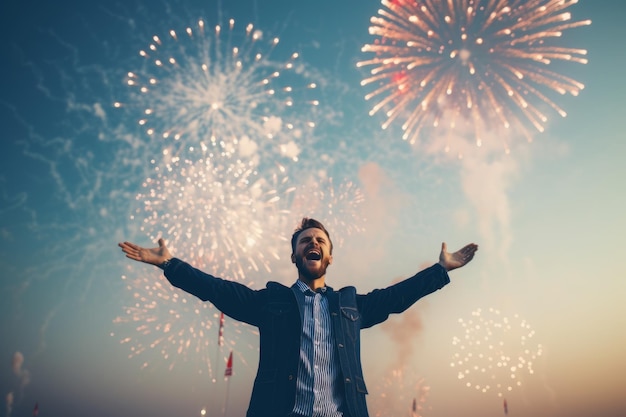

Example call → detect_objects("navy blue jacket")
164 259 450 417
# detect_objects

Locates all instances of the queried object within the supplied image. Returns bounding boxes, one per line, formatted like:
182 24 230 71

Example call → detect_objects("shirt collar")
294 279 328 295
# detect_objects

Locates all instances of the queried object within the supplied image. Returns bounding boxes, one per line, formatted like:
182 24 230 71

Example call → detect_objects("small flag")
218 312 225 346
33 402 39 417
224 351 233 377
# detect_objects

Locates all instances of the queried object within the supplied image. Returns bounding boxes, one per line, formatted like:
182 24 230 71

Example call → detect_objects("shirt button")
345 377 351 383
338 343 344 348
288 375 294 380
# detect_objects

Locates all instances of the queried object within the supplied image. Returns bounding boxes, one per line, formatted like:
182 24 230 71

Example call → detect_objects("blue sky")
1 1 625 417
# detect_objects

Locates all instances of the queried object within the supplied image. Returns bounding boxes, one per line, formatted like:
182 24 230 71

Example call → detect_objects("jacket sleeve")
356 263 450 328
163 258 265 326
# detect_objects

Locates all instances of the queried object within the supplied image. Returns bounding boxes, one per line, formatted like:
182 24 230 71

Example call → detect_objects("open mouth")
305 250 321 261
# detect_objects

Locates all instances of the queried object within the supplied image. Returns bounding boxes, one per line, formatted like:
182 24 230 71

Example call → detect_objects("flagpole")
209 312 225 417
214 312 225 383
222 350 233 417
223 373 232 417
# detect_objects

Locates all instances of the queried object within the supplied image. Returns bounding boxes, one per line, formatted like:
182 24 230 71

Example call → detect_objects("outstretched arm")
118 238 173 268
438 242 478 271
119 238 264 326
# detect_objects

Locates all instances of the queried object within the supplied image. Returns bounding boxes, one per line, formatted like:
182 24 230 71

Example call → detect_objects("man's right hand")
118 238 172 267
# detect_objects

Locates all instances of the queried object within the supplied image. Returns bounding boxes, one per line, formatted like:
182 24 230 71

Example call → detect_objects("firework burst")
369 368 430 417
114 17 319 166
357 0 591 151
114 146 276 372
116 15 329 288
111 264 257 377
450 307 543 398
111 15 328 372
131 142 293 281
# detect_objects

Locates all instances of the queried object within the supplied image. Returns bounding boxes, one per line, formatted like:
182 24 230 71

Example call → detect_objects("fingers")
443 242 478 257
460 243 478 253
459 243 478 263
118 242 130 253
119 241 140 251
118 241 142 259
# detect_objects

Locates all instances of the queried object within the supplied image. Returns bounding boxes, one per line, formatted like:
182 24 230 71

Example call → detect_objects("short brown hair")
291 218 333 254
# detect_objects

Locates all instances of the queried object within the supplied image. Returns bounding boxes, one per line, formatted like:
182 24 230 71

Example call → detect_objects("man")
119 217 478 417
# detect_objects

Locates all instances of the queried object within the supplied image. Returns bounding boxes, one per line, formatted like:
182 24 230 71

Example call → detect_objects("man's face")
291 227 333 281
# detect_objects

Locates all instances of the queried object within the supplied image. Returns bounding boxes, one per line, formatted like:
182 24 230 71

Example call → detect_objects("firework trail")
369 368 430 417
357 0 591 151
450 307 543 398
115 17 318 167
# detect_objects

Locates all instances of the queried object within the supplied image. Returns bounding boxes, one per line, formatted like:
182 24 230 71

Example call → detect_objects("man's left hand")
438 242 478 271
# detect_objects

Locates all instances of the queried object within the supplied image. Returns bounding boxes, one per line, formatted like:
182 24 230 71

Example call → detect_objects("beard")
294 253 331 281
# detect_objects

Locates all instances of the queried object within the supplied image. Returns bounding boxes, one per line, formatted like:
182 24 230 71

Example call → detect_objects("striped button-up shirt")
292 280 345 417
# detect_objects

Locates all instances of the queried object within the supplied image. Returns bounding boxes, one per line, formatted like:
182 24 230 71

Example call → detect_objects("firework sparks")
116 16 328 281
287 176 366 249
111 264 256 377
131 142 293 281
110 16 327 372
357 0 591 150
369 368 430 417
114 17 318 166
113 267 217 374
450 307 543 398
